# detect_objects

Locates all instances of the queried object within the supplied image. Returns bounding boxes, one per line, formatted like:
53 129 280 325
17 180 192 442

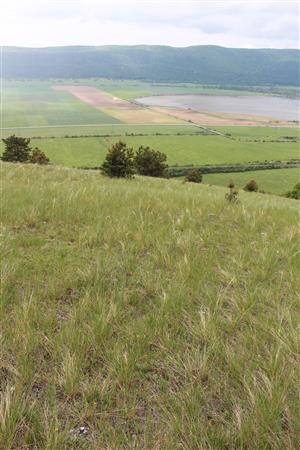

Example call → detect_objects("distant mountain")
3 45 300 86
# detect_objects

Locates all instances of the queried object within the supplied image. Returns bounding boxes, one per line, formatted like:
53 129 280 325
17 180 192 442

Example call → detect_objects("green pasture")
1 133 299 168
0 123 202 139
59 78 299 100
212 126 300 140
111 135 299 166
204 168 300 195
2 80 121 128
86 79 264 99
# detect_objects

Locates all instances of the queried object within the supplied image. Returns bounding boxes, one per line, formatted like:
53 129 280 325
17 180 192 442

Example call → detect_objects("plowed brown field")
53 85 137 109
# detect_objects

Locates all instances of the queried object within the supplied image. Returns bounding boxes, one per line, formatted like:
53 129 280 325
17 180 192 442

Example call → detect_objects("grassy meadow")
1 162 299 449
204 168 300 195
1 133 299 170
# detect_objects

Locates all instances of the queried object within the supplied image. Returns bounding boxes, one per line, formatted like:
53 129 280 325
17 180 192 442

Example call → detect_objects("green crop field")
111 135 300 165
1 79 261 132
212 126 300 140
204 168 300 195
2 80 299 199
0 124 203 139
2 134 296 168
2 80 122 128
83 78 266 100
1 162 299 449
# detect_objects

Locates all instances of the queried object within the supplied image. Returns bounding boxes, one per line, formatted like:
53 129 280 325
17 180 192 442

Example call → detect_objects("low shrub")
185 169 202 183
29 148 50 165
244 179 258 192
285 182 300 199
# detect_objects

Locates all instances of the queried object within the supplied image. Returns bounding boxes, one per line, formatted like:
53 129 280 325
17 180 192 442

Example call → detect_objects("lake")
136 95 299 121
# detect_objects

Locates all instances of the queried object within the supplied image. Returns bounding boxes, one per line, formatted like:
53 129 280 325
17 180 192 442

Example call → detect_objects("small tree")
134 146 168 177
244 179 258 192
1 135 32 162
29 148 50 165
185 169 202 183
101 141 135 178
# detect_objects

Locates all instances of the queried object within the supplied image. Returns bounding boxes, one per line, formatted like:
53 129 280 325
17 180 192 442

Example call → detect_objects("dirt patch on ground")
152 107 299 127
101 107 184 124
53 85 138 109
53 85 185 124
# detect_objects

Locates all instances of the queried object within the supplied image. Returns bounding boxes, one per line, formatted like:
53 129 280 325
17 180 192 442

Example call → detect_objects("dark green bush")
244 179 258 192
185 169 202 183
29 148 50 165
1 135 50 165
1 135 31 162
285 182 300 199
134 146 168 177
101 141 135 178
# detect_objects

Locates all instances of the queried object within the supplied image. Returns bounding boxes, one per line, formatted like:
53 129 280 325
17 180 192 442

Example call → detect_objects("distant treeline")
3 45 300 86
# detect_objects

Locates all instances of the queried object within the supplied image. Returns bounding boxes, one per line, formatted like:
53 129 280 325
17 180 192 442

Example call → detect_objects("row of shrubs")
14 131 211 140
166 161 300 177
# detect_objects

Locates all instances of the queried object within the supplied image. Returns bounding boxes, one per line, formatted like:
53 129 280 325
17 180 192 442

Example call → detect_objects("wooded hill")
3 45 300 85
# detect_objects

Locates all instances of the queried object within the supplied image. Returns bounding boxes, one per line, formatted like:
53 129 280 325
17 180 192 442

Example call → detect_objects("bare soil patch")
152 107 299 127
102 107 184 124
53 85 138 109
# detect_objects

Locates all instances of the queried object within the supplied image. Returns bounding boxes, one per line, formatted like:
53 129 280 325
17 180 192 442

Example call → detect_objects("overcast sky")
0 0 299 49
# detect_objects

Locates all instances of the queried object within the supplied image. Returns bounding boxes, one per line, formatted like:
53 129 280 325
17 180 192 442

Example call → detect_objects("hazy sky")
1 0 299 48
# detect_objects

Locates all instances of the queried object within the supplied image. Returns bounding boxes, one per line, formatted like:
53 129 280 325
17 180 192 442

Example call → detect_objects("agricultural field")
1 163 299 449
3 80 299 135
1 80 299 196
212 126 300 140
204 168 300 195
2 81 122 128
1 134 297 169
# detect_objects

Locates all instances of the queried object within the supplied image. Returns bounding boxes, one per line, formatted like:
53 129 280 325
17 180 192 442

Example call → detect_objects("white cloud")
0 0 299 48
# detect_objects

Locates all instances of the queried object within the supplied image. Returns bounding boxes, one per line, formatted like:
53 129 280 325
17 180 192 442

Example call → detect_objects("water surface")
136 95 299 121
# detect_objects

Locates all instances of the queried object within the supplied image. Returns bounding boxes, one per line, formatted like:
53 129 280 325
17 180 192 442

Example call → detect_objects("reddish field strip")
53 85 139 109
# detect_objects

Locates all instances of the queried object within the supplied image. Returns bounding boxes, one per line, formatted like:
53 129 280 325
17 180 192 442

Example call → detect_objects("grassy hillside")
3 45 300 86
1 163 299 449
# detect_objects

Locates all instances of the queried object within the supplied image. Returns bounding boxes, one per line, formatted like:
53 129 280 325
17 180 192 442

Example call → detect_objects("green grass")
1 162 299 449
2 80 121 128
116 135 300 166
0 124 202 139
204 168 300 195
2 79 260 131
1 134 298 168
212 126 300 140
0 135 299 171
86 79 265 100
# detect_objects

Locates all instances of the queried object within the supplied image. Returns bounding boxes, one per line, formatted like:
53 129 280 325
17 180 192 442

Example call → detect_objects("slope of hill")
3 45 300 85
1 162 299 449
